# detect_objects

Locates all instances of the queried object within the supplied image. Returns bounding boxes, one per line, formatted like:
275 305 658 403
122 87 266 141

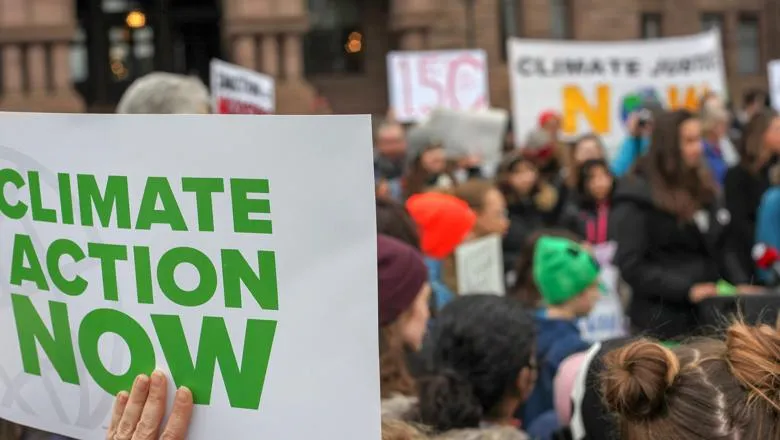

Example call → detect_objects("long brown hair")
636 110 716 220
566 133 607 189
380 321 416 399
739 109 779 174
602 321 780 440
454 179 495 215
404 145 452 199
496 152 538 205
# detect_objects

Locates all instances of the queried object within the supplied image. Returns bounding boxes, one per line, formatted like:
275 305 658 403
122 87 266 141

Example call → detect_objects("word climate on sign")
3 169 277 411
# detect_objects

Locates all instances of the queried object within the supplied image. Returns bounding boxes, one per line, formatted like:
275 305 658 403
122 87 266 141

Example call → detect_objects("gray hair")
116 72 210 114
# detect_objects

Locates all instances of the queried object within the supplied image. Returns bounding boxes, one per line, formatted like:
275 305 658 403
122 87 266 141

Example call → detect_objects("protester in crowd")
755 166 780 284
115 72 210 114
523 129 565 187
418 295 535 440
602 322 780 439
609 110 751 341
378 234 432 420
577 159 616 245
375 120 409 182
565 134 607 192
406 193 476 311
538 110 572 178
404 144 454 199
521 236 600 433
509 229 582 308
725 110 780 281
454 179 510 238
377 197 421 250
497 152 583 272
610 109 655 177
700 104 730 185
731 88 767 146
700 91 740 166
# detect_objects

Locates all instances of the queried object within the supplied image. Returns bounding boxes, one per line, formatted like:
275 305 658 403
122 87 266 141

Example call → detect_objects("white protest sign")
211 59 275 114
425 108 509 166
0 113 379 440
768 60 780 112
455 235 505 295
507 30 726 154
578 242 627 343
387 50 490 123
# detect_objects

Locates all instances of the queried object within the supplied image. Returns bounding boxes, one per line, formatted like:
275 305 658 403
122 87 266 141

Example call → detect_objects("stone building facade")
0 0 778 114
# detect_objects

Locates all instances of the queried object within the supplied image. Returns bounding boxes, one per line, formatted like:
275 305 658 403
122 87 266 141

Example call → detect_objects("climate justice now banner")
507 30 726 153
0 113 379 440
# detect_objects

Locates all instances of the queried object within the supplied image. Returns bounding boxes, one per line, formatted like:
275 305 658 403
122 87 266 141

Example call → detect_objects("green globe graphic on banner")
620 88 664 124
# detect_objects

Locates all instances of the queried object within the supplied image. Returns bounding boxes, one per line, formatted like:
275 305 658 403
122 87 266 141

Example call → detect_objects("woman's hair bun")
417 369 482 433
725 322 780 410
601 339 680 421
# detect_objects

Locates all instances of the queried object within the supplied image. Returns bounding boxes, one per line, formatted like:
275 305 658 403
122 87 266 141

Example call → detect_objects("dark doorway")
75 0 222 111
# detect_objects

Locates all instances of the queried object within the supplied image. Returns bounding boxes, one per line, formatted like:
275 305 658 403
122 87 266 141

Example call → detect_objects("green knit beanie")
533 236 601 305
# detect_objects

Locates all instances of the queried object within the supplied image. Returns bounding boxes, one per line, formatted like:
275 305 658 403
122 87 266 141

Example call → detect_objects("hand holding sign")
107 371 193 440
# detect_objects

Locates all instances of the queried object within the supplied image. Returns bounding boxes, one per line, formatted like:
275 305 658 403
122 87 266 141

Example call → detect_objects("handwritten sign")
455 235 505 296
210 59 275 114
387 50 490 123
769 60 780 112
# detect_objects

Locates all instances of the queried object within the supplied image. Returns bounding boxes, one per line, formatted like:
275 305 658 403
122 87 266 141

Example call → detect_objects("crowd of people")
2 72 780 440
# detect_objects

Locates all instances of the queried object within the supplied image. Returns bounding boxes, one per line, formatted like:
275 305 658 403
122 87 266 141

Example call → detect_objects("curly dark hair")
417 295 535 432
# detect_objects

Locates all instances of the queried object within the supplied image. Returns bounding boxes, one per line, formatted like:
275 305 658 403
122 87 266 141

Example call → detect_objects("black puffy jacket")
608 176 747 340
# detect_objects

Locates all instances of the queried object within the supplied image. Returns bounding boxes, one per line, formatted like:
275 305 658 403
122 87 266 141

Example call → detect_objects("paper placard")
0 113 379 440
211 59 275 114
455 235 505 296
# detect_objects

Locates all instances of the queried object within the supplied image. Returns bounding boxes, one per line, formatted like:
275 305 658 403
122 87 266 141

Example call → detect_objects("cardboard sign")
0 113 379 440
211 59 275 114
387 50 490 123
425 108 509 166
455 235 505 296
507 30 726 154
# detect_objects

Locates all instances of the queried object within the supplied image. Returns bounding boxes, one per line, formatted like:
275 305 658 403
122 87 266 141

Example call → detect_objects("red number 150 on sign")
389 51 489 122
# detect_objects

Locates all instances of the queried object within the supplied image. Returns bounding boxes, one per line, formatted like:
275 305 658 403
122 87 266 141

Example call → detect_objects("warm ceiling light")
345 39 362 53
126 10 146 29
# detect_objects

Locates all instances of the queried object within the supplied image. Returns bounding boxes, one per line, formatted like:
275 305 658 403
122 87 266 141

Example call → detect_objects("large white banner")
768 60 780 112
0 113 379 440
508 31 726 153
387 50 490 123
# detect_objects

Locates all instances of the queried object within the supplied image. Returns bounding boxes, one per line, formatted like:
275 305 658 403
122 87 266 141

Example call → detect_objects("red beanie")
405 193 476 259
538 110 561 128
377 234 428 326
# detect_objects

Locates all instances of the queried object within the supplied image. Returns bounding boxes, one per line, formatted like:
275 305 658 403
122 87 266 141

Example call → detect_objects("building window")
70 26 89 83
550 0 570 39
303 0 364 76
737 15 760 75
499 0 522 61
640 13 662 39
701 13 724 32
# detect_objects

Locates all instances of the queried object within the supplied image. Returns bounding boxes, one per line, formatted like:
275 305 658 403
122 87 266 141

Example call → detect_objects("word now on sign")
387 50 490 123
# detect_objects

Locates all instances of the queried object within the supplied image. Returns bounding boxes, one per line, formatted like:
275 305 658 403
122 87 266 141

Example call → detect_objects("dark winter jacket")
503 183 584 271
724 161 775 281
608 175 747 340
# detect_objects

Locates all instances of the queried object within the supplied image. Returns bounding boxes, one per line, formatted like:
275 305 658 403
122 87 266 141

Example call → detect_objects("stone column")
233 35 257 69
261 35 280 76
400 30 425 50
2 45 24 98
27 44 48 96
283 34 303 79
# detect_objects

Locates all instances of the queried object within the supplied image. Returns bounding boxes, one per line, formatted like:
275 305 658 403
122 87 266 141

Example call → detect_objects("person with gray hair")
116 72 210 114
700 101 730 185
